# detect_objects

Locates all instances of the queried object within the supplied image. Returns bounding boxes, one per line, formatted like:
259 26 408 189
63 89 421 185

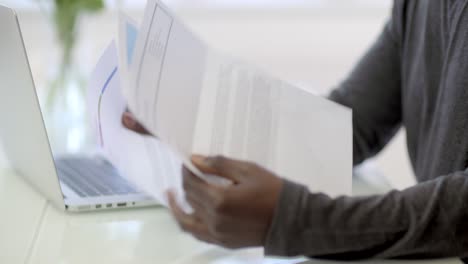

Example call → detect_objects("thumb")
191 155 244 182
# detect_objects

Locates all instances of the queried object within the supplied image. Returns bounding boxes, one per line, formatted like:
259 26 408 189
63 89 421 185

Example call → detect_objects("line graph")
98 66 118 147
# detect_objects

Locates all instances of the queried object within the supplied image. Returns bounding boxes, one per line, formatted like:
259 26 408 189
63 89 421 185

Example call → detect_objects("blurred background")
0 0 415 191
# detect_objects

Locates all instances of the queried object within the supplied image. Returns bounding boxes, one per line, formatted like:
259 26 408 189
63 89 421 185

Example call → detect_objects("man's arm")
169 155 468 259
265 171 468 259
329 0 406 165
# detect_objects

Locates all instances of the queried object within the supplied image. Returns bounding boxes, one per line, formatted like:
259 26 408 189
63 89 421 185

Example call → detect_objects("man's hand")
121 110 152 135
168 155 284 249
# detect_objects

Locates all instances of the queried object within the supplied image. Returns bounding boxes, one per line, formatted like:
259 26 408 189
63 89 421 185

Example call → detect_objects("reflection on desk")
28 204 311 263
0 169 47 264
0 169 462 264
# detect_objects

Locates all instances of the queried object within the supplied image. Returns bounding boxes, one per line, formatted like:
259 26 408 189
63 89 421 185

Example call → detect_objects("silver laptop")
0 5 158 212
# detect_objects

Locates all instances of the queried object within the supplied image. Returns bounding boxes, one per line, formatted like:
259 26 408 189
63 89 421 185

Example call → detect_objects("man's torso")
402 0 468 181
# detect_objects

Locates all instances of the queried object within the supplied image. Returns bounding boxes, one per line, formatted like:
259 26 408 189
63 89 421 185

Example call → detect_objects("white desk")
0 168 461 264
0 169 47 264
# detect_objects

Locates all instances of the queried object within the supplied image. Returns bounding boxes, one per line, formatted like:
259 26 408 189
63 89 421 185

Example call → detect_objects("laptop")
0 5 158 212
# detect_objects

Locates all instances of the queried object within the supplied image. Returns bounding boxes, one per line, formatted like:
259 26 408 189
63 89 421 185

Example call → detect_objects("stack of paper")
88 0 352 209
87 40 186 207
124 0 352 195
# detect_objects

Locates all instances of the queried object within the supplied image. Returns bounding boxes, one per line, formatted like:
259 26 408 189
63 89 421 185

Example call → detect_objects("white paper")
126 0 208 156
117 12 139 99
192 57 352 196
123 0 352 197
87 40 188 208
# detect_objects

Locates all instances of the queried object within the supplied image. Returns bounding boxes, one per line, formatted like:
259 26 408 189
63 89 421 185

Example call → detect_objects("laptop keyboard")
55 156 140 198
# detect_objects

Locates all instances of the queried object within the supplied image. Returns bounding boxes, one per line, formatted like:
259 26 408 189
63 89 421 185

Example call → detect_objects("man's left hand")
168 155 284 249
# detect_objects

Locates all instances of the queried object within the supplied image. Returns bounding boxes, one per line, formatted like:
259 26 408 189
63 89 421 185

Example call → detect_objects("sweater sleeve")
263 0 468 260
329 0 406 165
264 171 468 259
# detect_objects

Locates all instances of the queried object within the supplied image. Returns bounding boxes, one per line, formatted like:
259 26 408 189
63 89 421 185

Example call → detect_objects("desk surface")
0 168 461 264
0 170 47 264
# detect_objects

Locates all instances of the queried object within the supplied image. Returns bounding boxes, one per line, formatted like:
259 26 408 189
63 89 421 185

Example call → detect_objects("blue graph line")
98 66 118 147
101 66 118 95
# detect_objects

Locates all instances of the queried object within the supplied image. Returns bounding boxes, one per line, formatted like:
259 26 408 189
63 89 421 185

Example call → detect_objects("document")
87 39 189 209
117 12 139 100
122 0 352 197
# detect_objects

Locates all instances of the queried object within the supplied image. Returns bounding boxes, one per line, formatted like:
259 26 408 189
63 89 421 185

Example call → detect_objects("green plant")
46 0 105 107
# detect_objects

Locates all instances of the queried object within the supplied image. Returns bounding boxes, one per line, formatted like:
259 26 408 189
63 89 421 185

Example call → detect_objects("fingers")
191 155 248 182
183 166 220 213
183 164 239 220
122 111 152 135
167 191 214 243
185 192 207 215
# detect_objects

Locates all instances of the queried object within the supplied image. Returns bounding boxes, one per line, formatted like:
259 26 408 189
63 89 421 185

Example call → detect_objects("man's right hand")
121 111 152 136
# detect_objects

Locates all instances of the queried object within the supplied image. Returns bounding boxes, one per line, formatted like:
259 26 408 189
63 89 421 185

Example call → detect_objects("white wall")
0 3 417 188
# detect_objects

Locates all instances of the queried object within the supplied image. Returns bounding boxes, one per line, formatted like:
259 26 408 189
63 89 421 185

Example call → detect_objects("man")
122 0 468 260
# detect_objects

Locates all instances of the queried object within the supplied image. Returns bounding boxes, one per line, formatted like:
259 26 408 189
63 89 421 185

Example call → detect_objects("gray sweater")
265 0 468 260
